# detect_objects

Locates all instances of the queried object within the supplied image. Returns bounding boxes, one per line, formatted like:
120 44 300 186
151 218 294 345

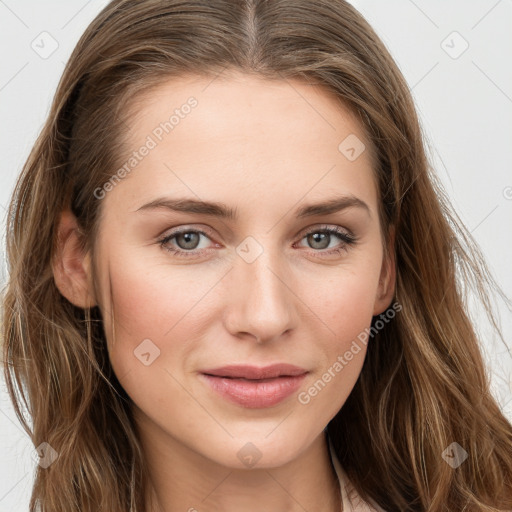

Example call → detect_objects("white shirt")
328 436 387 512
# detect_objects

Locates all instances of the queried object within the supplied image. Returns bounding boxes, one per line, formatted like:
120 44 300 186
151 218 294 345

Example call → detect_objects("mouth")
199 364 308 408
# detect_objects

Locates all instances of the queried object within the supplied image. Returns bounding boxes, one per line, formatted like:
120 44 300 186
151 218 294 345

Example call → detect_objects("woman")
2 0 511 511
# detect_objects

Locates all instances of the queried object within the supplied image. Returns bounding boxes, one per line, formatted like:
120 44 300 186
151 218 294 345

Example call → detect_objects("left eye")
163 230 209 251
296 227 355 251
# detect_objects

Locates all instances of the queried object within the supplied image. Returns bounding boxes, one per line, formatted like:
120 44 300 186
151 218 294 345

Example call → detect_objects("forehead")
127 70 372 151
106 71 378 218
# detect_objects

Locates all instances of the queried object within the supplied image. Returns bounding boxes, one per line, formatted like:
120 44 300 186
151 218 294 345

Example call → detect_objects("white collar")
327 434 386 512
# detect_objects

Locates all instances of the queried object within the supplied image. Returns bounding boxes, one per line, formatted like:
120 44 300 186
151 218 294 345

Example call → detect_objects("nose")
222 243 298 344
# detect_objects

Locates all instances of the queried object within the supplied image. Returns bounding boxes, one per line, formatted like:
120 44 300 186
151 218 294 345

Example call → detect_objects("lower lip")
200 373 307 408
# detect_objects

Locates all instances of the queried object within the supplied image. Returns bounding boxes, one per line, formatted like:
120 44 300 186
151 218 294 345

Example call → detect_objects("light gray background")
1 1 511 510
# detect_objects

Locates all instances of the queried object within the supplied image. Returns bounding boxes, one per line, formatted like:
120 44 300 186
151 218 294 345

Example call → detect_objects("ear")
52 209 97 308
373 225 396 316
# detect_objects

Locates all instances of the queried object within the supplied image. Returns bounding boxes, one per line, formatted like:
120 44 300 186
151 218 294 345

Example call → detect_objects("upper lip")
201 364 308 380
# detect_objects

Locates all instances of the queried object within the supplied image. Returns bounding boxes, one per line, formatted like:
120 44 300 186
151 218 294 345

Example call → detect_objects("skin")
53 70 395 512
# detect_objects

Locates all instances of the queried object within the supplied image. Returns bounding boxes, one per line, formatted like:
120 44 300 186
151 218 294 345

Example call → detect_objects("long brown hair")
2 1 511 510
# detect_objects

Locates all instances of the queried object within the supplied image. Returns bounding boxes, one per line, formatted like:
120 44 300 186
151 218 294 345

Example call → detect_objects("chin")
205 432 314 470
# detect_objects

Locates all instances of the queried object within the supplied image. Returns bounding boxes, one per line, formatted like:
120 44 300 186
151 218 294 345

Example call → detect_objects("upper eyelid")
159 224 215 239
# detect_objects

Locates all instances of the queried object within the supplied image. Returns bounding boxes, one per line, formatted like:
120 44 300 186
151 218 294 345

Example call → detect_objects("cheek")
98 260 209 419
327 280 375 328
311 262 382 343
98 252 221 377
295 270 381 422
302 253 382 382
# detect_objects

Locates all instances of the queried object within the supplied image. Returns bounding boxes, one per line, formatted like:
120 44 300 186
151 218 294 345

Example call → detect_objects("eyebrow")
134 194 371 220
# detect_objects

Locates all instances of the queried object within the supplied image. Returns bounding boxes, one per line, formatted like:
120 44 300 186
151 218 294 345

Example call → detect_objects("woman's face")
89 71 394 468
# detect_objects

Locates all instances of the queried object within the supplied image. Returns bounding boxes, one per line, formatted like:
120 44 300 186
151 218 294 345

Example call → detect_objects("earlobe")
373 226 397 316
52 209 97 309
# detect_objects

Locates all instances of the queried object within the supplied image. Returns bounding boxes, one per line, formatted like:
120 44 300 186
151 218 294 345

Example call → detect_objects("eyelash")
157 225 357 260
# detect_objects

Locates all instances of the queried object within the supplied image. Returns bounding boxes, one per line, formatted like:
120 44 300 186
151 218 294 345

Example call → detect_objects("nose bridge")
225 238 296 341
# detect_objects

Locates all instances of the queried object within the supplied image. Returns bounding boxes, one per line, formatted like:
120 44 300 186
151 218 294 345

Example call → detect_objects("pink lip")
199 364 308 408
